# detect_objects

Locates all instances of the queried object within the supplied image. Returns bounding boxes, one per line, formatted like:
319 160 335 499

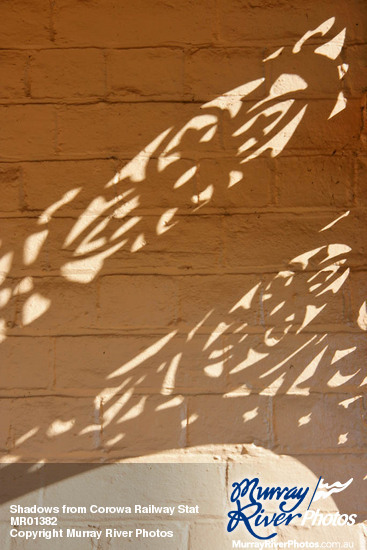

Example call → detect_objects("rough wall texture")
0 0 366 541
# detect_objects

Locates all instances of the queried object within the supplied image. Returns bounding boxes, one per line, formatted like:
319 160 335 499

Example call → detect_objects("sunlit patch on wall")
23 230 48 266
357 301 367 331
298 413 311 426
338 433 348 445
243 407 259 423
46 419 75 438
22 293 51 326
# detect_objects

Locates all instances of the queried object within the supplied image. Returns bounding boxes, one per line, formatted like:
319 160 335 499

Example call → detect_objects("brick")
276 156 352 207
41 156 199 217
223 98 362 157
30 49 106 99
56 102 221 159
0 164 22 211
217 0 367 46
42 463 226 516
166 334 229 394
218 0 307 45
54 333 229 395
274 393 367 452
22 159 118 212
98 275 178 328
0 280 17 330
264 44 347 99
223 211 367 270
0 396 98 457
0 522 10 550
113 214 224 269
0 105 55 161
0 219 49 276
54 334 176 391
111 157 199 210
14 277 98 331
191 518 280 544
190 520 234 550
288 99 362 152
0 0 51 48
0 51 27 99
349 270 367 327
0 465 53 516
53 213 224 275
355 156 367 205
178 274 261 328
261 269 347 327
54 0 216 47
188 394 272 447
227 333 367 395
101 394 186 456
0 337 52 389
0 219 50 277
196 157 273 208
54 331 367 398
47 214 109 274
185 47 265 101
344 44 367 97
107 48 184 100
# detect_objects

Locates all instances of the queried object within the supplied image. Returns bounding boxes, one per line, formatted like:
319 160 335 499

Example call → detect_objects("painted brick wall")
0 0 366 541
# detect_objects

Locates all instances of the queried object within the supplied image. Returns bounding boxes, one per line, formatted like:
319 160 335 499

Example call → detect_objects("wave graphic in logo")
312 477 353 503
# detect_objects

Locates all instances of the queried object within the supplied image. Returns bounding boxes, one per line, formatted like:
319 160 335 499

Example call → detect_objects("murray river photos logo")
227 476 356 540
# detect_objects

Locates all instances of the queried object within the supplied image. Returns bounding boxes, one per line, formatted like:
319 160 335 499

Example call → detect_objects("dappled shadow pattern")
0 18 365 515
